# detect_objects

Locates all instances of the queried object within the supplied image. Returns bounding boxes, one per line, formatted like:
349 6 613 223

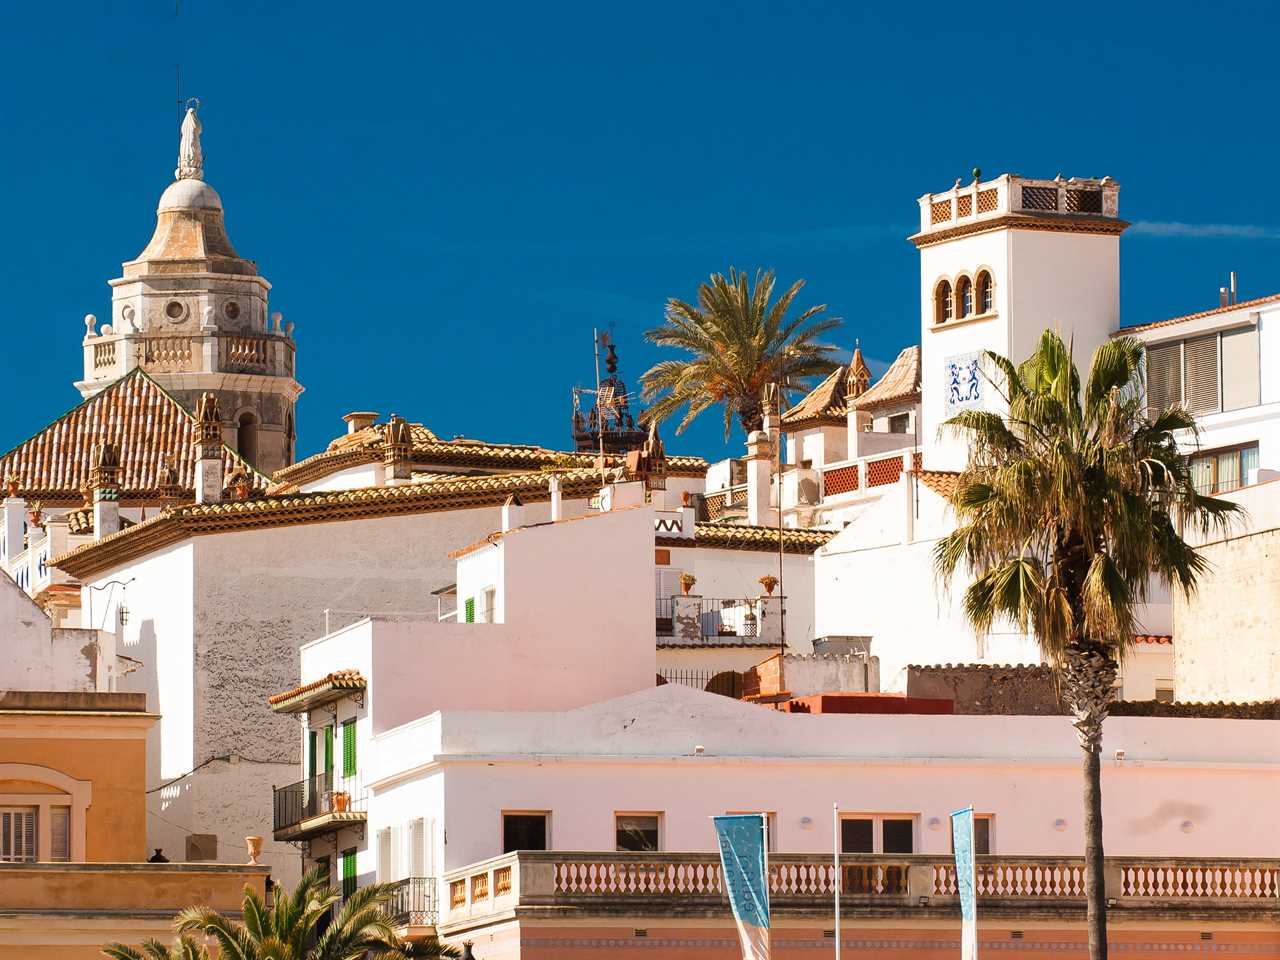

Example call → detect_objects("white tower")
912 173 1125 471
75 104 303 475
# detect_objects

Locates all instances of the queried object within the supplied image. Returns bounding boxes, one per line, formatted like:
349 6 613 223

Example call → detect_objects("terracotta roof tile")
656 522 834 555
268 670 366 711
54 468 611 579
1116 293 1280 335
272 422 706 490
0 369 267 502
850 346 920 411
1133 634 1172 645
917 470 960 499
783 349 872 429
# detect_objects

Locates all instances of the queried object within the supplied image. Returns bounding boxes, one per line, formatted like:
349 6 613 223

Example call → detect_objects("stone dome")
158 178 223 212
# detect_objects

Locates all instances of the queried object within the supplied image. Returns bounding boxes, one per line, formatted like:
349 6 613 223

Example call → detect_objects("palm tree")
104 867 458 960
934 331 1238 960
640 268 841 438
103 937 210 960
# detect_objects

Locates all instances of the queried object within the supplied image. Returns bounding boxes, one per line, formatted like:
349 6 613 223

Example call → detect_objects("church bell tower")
75 103 303 475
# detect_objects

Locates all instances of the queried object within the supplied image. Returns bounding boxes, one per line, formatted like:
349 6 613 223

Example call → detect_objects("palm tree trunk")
1082 737 1107 960
1063 641 1118 960
736 399 763 436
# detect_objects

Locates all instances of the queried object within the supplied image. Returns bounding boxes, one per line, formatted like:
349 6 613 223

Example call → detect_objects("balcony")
389 876 439 935
820 448 922 502
272 771 367 842
655 597 775 646
439 851 1279 933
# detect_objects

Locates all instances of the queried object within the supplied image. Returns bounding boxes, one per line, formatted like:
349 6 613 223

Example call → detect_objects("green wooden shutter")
341 719 357 777
307 730 317 778
323 725 334 773
341 847 357 898
464 597 475 623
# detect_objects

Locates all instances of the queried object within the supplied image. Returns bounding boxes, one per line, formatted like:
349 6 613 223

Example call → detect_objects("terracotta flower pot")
678 573 697 596
332 791 351 813
758 575 778 596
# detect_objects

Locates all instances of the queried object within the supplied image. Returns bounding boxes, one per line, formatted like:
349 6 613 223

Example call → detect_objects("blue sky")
2 1 1278 462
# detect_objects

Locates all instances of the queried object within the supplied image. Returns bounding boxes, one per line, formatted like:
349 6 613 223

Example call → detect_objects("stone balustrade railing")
441 852 1280 928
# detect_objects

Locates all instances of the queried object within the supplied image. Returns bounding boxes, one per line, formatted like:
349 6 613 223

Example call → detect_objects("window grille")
823 465 859 495
1064 188 1103 213
930 199 952 224
1020 185 1058 211
956 194 972 217
976 188 998 213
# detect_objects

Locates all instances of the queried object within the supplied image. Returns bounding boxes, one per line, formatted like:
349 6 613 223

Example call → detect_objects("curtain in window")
1190 456 1214 494
1216 451 1241 492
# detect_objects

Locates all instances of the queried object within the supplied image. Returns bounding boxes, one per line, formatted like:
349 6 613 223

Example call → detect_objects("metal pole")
594 328 606 489
833 802 841 960
775 380 786 660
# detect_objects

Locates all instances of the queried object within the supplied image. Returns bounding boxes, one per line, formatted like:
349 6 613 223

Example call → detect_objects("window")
341 847 357 899
956 276 973 318
1155 685 1175 703
887 413 910 434
726 811 777 851
237 413 259 466
1145 327 1260 415
308 730 318 779
977 271 993 313
341 719 357 778
1190 444 1259 494
323 725 334 774
950 815 994 855
480 586 497 623
934 281 953 325
50 807 70 862
379 818 434 881
503 813 549 853
840 815 915 854
464 597 475 623
0 808 36 862
616 813 661 852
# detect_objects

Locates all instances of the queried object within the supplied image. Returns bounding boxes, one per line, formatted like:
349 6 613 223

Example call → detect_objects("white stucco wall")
361 685 1280 880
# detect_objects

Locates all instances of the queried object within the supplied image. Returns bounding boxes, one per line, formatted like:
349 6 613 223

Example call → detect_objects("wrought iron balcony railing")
272 771 367 840
389 876 439 928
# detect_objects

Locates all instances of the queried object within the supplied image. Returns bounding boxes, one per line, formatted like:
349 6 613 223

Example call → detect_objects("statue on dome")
175 103 204 181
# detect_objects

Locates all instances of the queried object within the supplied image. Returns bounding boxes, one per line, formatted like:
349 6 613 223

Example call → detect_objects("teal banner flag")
951 806 977 960
713 814 770 960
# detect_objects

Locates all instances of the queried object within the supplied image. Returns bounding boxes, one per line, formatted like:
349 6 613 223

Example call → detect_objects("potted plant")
26 500 44 530
678 572 697 596
758 574 778 596
331 790 351 813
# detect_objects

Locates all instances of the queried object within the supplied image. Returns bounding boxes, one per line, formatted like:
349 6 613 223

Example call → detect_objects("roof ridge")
1117 291 1280 335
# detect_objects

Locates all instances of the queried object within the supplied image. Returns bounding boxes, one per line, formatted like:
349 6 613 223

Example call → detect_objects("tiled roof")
657 522 834 555
850 346 920 411
917 470 960 499
0 369 267 503
783 349 872 429
1116 292 1280 335
268 670 366 712
1133 634 1172 645
54 468 610 580
272 421 707 490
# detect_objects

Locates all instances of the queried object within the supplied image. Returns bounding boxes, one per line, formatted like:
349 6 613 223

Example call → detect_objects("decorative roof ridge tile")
657 522 835 554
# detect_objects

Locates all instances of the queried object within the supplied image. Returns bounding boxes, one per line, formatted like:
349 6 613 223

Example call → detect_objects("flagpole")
833 802 840 960
762 812 771 956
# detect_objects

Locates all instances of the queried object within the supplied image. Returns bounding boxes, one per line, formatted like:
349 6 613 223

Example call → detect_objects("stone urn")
4 475 18 498
245 835 263 865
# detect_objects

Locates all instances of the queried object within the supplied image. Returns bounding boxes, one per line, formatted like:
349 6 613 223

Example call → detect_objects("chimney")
193 393 224 505
158 455 185 510
746 430 775 527
548 474 563 522
383 415 413 483
90 441 121 538
1220 287 1230 308
1230 271 1238 305
343 411 380 435
501 493 524 532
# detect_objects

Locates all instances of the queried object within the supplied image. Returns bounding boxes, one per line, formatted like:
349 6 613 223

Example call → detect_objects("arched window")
237 412 259 466
957 276 973 318
977 271 994 313
934 280 953 325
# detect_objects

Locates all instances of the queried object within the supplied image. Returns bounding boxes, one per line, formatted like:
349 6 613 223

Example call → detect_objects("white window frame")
615 811 663 852
839 813 918 854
